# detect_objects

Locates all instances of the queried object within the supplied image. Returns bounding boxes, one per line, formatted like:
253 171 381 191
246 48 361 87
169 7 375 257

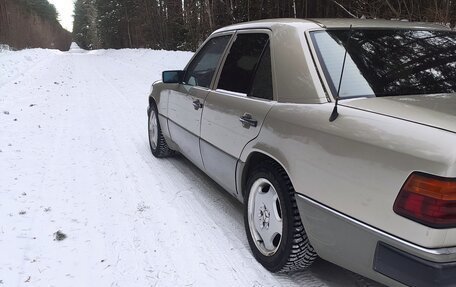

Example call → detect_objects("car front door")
200 31 275 194
168 34 232 169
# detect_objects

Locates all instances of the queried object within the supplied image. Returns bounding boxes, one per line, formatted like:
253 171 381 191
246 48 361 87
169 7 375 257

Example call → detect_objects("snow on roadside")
0 48 380 287
0 49 62 87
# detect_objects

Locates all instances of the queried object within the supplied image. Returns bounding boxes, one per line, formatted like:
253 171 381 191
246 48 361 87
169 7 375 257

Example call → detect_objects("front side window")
217 33 269 94
184 35 231 88
311 29 456 98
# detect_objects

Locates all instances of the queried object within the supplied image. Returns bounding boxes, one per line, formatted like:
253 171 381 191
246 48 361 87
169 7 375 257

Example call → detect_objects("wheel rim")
247 178 283 256
149 109 158 150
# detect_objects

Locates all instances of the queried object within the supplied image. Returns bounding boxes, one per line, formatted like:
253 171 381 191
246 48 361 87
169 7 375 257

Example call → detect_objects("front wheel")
148 103 174 158
244 160 317 272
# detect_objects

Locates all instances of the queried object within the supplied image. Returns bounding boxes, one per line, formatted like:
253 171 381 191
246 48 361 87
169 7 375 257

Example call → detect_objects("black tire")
148 103 175 158
244 160 317 273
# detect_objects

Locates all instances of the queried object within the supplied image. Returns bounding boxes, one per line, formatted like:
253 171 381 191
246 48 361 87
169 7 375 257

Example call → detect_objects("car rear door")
200 30 275 194
167 34 232 169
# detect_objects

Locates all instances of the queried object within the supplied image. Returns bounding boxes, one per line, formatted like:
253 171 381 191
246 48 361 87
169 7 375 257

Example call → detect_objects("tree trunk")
205 0 214 30
125 7 133 48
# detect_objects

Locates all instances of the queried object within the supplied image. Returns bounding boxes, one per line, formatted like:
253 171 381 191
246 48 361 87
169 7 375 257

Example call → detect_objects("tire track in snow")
65 55 154 287
27 55 114 286
79 56 203 286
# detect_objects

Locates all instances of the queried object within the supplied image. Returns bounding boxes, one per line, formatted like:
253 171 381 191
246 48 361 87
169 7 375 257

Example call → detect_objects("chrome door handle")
240 113 257 128
193 99 203 110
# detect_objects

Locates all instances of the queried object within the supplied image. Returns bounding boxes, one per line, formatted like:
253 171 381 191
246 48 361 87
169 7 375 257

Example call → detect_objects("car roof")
212 18 450 34
312 18 450 30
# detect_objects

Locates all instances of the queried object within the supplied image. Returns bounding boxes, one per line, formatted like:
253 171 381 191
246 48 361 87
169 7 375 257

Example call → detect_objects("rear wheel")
148 103 174 158
244 160 317 272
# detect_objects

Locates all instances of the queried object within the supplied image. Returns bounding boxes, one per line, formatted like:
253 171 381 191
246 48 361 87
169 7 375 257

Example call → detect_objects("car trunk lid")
342 94 456 133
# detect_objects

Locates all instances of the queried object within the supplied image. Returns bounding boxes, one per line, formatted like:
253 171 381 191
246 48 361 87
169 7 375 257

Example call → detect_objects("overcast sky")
48 0 74 32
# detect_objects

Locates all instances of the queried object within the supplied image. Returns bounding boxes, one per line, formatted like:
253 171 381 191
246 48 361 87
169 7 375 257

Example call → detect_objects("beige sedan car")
147 19 456 286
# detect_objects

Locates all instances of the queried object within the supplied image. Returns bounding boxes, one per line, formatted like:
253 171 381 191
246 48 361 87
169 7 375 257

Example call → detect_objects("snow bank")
0 48 62 87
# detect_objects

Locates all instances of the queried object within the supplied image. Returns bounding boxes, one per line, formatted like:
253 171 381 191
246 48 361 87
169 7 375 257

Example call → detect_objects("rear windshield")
311 29 456 98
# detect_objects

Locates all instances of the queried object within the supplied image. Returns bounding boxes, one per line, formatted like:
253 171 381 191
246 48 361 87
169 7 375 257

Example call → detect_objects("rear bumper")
295 194 456 287
374 242 456 286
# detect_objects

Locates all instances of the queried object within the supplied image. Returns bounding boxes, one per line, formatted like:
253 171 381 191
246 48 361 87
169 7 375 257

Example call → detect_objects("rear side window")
250 42 273 100
217 33 269 94
184 35 231 88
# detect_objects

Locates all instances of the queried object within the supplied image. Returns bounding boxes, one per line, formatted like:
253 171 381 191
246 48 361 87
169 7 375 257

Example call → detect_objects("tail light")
393 172 456 228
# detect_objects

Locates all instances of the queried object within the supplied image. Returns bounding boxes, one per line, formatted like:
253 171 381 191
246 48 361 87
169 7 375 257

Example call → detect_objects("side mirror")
162 70 184 84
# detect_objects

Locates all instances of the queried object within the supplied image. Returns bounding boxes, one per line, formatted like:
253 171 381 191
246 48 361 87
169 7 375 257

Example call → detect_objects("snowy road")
0 47 381 286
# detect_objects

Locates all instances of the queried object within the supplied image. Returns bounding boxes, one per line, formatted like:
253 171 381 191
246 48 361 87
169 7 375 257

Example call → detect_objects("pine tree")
73 0 98 49
96 0 123 48
17 0 58 22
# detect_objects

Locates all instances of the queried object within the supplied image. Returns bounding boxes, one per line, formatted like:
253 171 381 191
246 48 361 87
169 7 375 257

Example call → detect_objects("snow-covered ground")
0 46 381 286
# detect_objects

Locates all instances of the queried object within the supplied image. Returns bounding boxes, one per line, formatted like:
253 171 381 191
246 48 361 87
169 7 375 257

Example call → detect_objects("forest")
73 0 456 51
0 0 71 50
1 0 456 52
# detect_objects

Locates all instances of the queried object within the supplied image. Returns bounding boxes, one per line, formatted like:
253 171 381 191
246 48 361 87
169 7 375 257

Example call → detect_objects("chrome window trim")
212 29 276 101
182 32 235 90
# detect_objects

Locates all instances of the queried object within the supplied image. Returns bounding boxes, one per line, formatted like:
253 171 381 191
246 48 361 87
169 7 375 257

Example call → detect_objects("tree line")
73 0 456 51
17 0 58 21
0 0 71 50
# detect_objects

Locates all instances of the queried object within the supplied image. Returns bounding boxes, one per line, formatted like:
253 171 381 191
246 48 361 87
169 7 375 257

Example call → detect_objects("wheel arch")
149 95 156 108
148 81 170 116
148 96 158 119
148 83 178 151
241 149 318 272
149 84 161 110
239 150 292 200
